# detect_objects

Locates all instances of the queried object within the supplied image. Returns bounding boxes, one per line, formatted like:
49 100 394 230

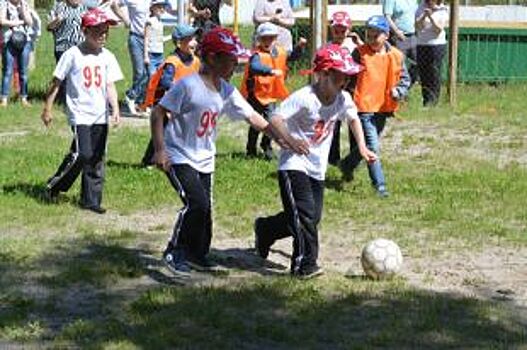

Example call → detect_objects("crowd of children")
40 5 411 279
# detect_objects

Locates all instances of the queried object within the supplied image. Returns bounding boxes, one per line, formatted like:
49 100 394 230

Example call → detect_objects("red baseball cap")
331 11 352 28
200 27 250 59
81 8 118 28
311 44 362 75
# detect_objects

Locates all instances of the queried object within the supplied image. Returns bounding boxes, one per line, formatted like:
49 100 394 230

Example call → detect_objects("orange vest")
142 54 201 108
353 45 403 113
240 46 289 105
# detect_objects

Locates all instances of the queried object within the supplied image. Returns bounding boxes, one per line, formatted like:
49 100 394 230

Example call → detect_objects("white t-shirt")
146 15 164 54
160 73 256 173
415 4 449 46
119 0 148 36
275 86 359 181
54 46 123 125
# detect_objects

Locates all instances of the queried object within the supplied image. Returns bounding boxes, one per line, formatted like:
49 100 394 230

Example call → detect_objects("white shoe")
137 107 151 118
124 95 137 115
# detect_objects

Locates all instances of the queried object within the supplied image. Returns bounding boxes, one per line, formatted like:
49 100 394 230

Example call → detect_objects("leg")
1 44 15 103
417 45 435 106
246 126 259 157
429 45 446 106
47 126 85 195
54 50 66 105
364 114 388 195
126 34 146 104
80 124 108 210
340 119 366 181
259 103 275 160
17 42 31 102
328 120 341 166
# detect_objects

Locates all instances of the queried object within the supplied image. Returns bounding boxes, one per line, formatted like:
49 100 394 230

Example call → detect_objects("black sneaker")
262 147 274 161
80 204 107 214
254 218 272 259
44 188 59 203
292 265 324 280
163 248 191 277
187 254 219 272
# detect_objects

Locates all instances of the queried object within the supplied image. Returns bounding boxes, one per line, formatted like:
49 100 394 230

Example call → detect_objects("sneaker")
136 107 151 119
44 188 59 203
80 204 107 214
254 217 273 259
0 98 7 107
261 147 274 161
20 97 30 107
376 186 390 198
292 264 324 279
187 254 219 272
124 95 137 116
163 248 191 277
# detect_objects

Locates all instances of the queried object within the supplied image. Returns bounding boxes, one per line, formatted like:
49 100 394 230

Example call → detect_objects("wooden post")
448 0 459 106
233 0 239 34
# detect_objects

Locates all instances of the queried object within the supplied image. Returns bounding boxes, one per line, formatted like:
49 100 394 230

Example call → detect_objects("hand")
153 149 170 172
203 8 211 19
349 32 363 46
297 37 307 48
424 8 433 17
395 29 406 41
272 69 283 77
41 109 53 128
271 15 281 24
286 137 310 155
144 56 150 65
111 111 120 126
360 147 377 164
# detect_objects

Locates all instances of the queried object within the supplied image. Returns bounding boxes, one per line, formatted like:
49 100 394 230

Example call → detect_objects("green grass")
0 25 526 348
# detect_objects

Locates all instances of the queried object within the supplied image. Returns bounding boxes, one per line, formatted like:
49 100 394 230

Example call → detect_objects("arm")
143 22 151 65
392 59 411 100
287 38 307 63
252 2 273 24
41 77 62 127
428 10 447 34
0 5 24 28
159 63 175 91
249 53 274 76
273 3 295 28
110 0 130 28
151 104 170 171
107 81 120 125
20 2 33 27
347 117 377 163
385 14 405 41
267 114 309 155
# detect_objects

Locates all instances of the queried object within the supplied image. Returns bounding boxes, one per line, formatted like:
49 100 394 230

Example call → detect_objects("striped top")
48 1 87 53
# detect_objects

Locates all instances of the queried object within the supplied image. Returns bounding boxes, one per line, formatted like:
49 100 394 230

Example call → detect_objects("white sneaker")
137 107 151 118
124 95 137 116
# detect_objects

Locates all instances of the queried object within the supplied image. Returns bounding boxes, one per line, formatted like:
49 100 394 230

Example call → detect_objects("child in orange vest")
340 15 411 197
141 23 200 168
241 22 306 160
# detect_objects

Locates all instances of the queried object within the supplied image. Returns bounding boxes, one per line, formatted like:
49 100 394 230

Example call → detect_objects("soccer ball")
361 238 403 279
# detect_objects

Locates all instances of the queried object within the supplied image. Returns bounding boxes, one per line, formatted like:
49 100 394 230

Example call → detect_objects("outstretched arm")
347 117 377 164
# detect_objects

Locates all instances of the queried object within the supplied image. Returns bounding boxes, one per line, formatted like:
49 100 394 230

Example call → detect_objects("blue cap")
150 0 169 7
172 24 198 40
365 15 390 34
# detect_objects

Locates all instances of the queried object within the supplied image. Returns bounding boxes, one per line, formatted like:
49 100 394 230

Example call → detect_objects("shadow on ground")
0 233 525 348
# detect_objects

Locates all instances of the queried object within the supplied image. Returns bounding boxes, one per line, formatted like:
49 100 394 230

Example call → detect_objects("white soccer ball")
361 238 403 279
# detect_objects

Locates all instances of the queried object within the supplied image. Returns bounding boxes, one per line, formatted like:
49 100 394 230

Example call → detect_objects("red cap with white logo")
81 8 117 28
311 44 362 75
200 27 251 59
331 11 352 28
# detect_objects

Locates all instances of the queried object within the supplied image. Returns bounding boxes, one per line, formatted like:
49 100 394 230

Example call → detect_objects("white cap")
256 22 280 38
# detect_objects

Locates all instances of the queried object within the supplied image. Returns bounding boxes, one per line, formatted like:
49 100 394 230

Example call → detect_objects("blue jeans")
343 113 388 189
147 52 164 77
1 40 32 98
126 33 147 103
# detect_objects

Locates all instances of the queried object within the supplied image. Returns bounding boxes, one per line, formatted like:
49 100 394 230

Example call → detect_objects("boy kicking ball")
254 44 377 279
41 8 123 214
151 27 308 277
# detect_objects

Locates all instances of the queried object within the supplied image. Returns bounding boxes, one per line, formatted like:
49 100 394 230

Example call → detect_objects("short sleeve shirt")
48 1 86 52
119 0 149 35
160 73 255 173
415 4 448 45
146 15 164 54
54 46 124 125
383 0 418 34
274 86 359 181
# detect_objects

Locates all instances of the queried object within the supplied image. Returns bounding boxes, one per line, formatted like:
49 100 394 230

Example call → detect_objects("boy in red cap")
254 44 377 278
41 8 123 214
327 10 363 165
151 27 308 276
340 15 411 197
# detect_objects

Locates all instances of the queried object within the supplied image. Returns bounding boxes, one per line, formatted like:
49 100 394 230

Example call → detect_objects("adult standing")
253 0 294 52
188 0 231 37
0 0 33 107
383 0 418 85
415 0 448 106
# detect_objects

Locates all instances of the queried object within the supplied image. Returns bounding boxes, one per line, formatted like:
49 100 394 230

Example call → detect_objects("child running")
41 8 123 214
151 27 308 276
340 16 411 197
141 23 200 167
254 44 377 278
240 21 305 160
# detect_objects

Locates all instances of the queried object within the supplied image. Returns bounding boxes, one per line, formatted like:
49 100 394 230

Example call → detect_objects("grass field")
0 26 526 348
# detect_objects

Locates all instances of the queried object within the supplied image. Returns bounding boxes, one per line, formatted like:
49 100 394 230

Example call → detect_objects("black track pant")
166 163 212 259
246 96 274 155
257 170 324 272
417 44 446 106
47 124 108 208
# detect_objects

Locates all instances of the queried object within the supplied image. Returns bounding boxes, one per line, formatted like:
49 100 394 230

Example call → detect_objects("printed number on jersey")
196 110 218 137
83 66 102 88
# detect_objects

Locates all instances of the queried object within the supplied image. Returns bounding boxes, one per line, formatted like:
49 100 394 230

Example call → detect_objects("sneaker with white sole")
124 95 137 116
163 248 191 277
292 264 324 279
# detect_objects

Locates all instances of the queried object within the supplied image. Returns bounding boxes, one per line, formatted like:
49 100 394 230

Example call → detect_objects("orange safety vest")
240 46 289 105
142 54 201 109
353 45 404 113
